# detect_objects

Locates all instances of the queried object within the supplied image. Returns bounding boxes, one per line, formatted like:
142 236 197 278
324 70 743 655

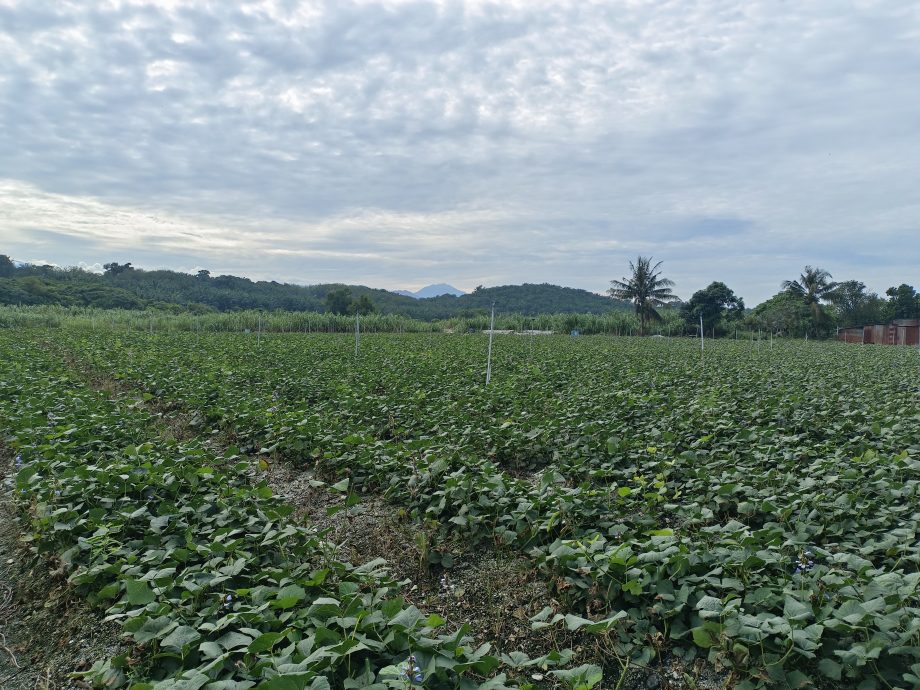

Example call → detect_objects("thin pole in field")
257 312 262 347
355 313 360 357
486 302 495 385
699 314 704 356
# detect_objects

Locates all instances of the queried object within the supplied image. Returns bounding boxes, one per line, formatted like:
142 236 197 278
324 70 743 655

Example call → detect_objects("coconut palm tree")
608 256 680 335
781 266 837 334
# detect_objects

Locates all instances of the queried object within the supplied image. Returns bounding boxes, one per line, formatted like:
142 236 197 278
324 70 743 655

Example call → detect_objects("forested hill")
0 259 626 317
437 283 619 315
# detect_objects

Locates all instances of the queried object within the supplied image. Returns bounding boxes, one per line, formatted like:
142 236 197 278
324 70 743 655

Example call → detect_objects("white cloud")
0 0 918 302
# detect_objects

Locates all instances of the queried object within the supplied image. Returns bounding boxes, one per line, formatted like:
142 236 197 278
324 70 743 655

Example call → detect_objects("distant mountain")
394 283 466 299
416 283 466 298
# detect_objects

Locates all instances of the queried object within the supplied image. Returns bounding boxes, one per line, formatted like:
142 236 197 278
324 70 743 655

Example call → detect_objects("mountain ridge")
0 259 630 317
393 283 466 299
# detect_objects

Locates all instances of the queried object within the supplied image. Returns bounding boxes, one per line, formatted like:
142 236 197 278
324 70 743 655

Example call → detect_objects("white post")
355 313 360 357
486 302 495 385
699 314 704 355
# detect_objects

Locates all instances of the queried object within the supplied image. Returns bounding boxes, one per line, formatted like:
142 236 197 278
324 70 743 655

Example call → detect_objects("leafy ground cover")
2 328 920 689
0 450 129 689
0 333 530 689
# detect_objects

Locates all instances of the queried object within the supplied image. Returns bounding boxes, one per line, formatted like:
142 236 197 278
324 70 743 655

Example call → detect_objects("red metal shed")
838 320 920 346
892 319 920 346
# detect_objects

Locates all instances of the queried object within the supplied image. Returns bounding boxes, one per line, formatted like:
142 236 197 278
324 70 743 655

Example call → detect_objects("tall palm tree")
608 256 680 335
781 266 837 332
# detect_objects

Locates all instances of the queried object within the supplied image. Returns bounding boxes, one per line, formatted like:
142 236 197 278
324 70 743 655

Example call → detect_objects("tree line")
2 254 916 338
609 256 919 338
0 257 626 318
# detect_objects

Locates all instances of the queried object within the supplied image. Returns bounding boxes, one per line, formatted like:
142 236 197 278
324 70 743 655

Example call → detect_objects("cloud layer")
1 0 918 302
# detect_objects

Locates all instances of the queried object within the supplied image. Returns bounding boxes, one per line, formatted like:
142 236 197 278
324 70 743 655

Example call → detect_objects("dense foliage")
0 259 626 317
681 282 745 336
884 285 920 321
3 257 916 339
781 267 838 334
0 304 682 337
4 323 917 689
0 333 529 689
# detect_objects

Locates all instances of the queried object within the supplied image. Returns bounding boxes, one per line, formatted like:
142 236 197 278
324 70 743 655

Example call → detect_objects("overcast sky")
1 0 918 304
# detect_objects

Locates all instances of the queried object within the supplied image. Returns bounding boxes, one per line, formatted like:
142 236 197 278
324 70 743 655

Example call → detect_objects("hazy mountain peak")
394 283 466 299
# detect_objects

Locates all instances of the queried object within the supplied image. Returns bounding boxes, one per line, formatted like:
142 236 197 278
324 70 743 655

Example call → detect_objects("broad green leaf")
125 579 155 605
161 626 201 651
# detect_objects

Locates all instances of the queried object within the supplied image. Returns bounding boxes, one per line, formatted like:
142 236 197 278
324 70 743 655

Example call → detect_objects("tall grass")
0 304 684 336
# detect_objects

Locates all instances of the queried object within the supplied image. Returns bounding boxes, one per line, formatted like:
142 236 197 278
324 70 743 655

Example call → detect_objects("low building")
838 319 920 345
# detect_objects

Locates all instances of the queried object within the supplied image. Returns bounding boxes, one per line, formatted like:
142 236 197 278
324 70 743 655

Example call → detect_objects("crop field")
1 329 919 690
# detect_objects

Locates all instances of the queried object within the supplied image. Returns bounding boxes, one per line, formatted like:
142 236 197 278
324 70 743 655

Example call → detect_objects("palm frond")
610 256 680 334
782 280 805 296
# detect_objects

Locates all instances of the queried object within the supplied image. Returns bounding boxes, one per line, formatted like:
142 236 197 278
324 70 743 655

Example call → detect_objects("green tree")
608 256 680 335
750 291 810 336
103 262 134 276
828 280 884 327
781 266 837 334
325 287 352 315
0 254 14 277
681 282 744 336
883 284 920 320
348 294 376 315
